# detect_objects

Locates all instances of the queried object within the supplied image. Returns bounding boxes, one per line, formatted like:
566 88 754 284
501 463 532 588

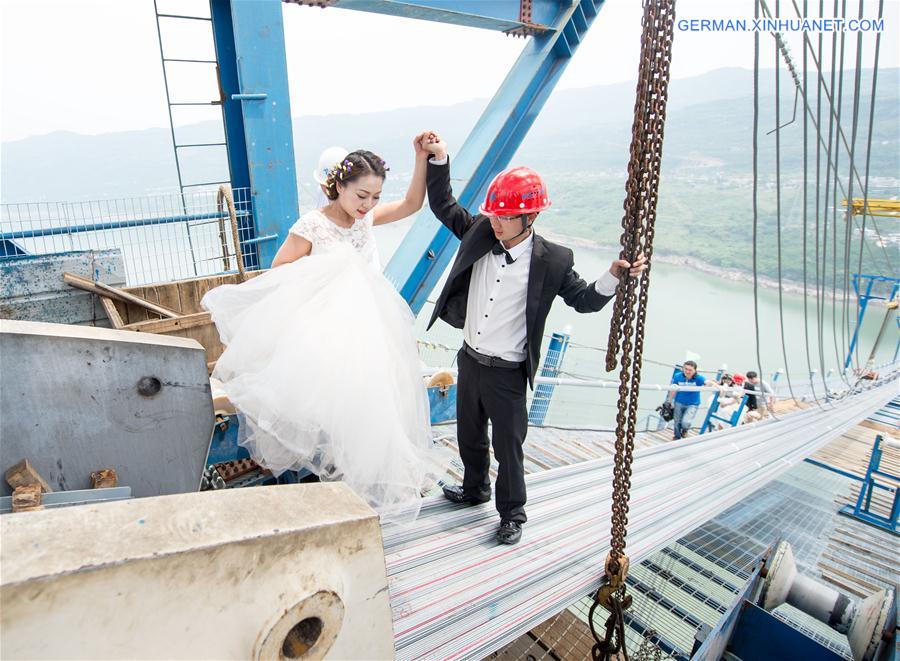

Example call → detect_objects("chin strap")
506 214 534 243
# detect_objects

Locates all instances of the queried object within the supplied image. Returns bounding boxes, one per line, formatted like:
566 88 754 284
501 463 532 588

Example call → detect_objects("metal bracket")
505 0 544 37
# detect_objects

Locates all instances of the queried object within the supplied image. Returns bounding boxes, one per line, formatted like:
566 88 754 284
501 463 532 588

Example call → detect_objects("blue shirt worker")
667 360 706 439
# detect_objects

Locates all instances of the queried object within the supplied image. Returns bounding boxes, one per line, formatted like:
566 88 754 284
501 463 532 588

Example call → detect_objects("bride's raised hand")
413 131 432 159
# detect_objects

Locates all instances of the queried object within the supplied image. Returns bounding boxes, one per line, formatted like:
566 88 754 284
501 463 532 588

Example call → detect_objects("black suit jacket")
425 159 614 386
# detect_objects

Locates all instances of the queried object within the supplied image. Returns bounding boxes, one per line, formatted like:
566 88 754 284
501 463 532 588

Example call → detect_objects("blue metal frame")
528 329 570 424
0 210 250 241
839 435 899 535
0 239 27 257
692 559 765 660
844 274 900 370
699 392 749 435
427 384 458 424
210 0 298 270
304 0 564 33
383 0 607 311
693 550 844 661
725 602 844 661
210 0 257 269
203 0 608 283
206 414 251 465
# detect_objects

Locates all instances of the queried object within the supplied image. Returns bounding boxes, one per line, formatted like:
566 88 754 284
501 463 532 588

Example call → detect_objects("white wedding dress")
202 209 441 524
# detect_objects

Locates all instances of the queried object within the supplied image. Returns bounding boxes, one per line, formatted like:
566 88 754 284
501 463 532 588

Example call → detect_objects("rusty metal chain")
590 0 676 657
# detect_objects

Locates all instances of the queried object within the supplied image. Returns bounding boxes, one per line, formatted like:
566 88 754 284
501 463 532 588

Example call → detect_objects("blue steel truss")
382 0 607 311
206 0 605 279
210 0 299 270
844 274 900 370
286 0 564 33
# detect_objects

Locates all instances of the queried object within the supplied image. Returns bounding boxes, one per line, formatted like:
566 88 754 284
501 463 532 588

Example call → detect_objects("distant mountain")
2 67 897 282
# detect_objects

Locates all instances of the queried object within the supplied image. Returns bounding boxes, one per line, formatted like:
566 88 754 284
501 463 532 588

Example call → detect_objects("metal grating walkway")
382 382 897 659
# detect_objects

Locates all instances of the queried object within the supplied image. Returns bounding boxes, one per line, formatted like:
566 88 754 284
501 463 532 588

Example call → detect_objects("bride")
202 133 443 523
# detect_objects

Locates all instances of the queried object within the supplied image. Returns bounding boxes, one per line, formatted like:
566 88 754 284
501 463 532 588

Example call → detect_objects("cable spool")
759 540 896 661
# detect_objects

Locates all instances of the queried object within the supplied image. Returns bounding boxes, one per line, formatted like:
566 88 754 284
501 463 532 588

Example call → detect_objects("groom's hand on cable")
609 252 647 279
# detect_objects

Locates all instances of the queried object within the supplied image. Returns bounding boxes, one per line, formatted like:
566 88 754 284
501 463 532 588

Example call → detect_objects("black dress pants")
456 348 529 523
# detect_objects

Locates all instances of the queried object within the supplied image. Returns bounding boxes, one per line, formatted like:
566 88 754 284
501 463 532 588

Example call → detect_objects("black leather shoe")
442 485 491 505
497 520 523 545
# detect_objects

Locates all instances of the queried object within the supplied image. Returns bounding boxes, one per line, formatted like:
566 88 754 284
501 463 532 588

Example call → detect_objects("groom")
422 133 646 545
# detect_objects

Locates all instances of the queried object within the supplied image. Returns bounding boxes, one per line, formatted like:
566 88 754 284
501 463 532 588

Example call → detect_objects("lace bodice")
289 209 380 268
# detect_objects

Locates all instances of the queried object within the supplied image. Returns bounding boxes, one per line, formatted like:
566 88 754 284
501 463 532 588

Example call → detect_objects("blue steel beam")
844 274 900 370
211 0 298 270
383 0 606 312
0 211 250 241
285 0 562 33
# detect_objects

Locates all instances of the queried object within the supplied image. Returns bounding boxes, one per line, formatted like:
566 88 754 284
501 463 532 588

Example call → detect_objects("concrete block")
1 483 394 660
0 319 213 497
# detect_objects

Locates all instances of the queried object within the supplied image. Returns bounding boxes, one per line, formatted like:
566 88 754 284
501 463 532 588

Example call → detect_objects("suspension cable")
841 0 866 374
764 0 893 284
829 1 848 385
787 0 896 276
752 0 768 416
800 0 826 409
773 0 799 406
853 0 884 369
815 0 830 400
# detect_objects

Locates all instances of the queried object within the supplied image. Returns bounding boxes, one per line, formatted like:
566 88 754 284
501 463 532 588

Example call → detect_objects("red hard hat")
479 167 551 216
732 373 746 385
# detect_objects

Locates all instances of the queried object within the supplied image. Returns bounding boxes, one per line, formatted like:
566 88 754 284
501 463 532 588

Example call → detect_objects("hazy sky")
1 0 897 141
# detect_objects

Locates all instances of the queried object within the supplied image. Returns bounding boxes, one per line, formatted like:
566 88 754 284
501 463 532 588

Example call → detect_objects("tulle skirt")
202 244 443 524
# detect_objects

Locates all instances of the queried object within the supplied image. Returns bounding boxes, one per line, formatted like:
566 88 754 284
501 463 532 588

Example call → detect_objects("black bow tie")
491 243 515 265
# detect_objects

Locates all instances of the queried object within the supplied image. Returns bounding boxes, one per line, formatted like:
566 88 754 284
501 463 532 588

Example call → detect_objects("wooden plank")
176 279 202 314
816 561 880 593
11 484 43 512
528 608 595 660
195 275 224 303
100 297 125 329
818 570 869 598
126 311 212 334
826 542 898 574
488 634 543 659
832 527 899 556
128 287 156 323
530 442 569 467
91 469 118 489
550 437 594 462
820 552 895 584
858 419 900 438
114 298 131 325
5 458 53 493
568 438 603 458
590 440 616 455
148 284 187 319
522 450 552 471
64 272 179 319
195 324 224 362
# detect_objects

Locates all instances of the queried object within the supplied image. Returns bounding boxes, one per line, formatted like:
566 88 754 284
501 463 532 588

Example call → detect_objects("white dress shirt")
430 155 620 361
465 232 534 361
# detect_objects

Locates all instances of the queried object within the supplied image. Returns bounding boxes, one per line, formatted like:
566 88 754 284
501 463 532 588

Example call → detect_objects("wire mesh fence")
0 186 254 286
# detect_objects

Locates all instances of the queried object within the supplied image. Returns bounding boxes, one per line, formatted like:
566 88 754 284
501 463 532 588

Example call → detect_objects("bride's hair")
324 150 389 200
